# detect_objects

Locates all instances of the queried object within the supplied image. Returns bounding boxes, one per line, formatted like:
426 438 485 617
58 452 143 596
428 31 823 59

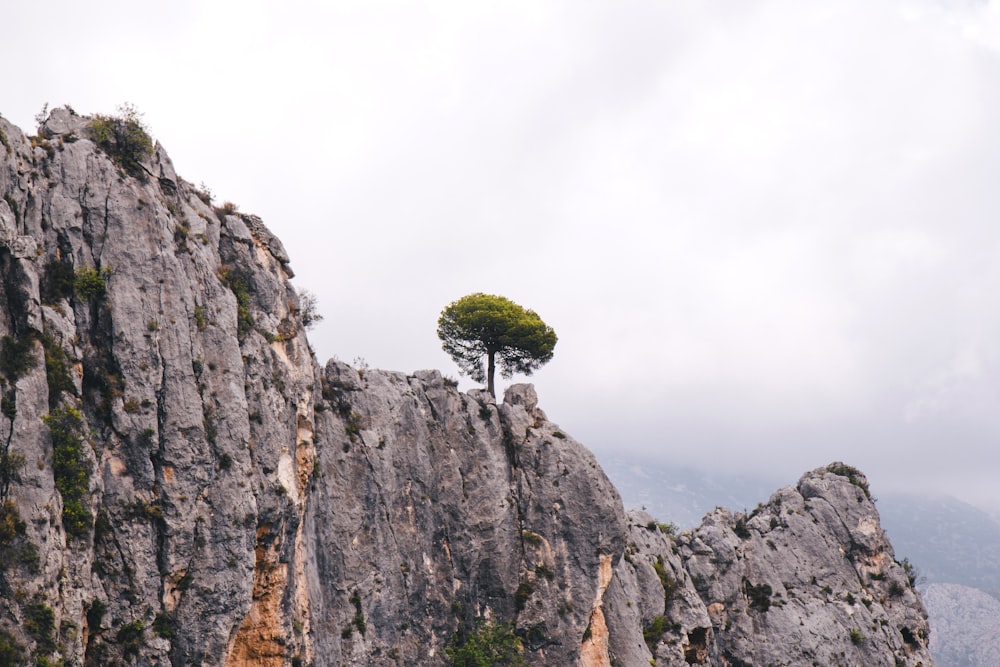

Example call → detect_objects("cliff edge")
0 108 932 665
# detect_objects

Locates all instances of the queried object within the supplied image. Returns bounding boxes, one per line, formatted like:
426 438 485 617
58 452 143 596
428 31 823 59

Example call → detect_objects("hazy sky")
4 0 1000 510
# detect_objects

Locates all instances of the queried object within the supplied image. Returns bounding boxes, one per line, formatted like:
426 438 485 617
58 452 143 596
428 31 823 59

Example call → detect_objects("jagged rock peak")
604 462 934 666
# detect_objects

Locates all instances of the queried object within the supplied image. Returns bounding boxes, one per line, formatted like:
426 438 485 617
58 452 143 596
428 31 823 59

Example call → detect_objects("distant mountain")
922 583 1000 667
599 456 780 528
877 494 1000 599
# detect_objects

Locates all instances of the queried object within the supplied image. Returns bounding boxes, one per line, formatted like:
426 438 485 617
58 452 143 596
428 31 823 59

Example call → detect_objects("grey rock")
0 109 933 667
605 464 934 667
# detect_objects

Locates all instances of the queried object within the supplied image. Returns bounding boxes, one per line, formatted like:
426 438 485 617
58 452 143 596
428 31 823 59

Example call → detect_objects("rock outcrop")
606 465 933 666
0 108 934 666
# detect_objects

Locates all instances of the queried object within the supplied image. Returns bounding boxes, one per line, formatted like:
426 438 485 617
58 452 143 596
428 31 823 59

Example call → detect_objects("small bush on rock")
88 104 153 177
42 406 92 539
446 620 525 667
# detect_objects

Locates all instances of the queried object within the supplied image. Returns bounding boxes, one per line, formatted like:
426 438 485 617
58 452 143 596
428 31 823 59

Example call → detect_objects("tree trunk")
487 350 496 398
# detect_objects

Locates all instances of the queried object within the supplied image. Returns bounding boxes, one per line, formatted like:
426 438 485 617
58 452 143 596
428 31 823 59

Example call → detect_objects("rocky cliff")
0 108 933 666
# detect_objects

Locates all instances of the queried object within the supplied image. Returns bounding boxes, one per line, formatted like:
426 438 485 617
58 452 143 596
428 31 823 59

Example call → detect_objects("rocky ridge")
0 108 933 665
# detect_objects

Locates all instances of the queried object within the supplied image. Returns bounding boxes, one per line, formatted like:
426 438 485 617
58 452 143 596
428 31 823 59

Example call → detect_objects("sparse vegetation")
534 563 555 581
0 335 37 384
642 615 678 652
0 499 39 575
42 406 92 539
194 305 208 331
825 463 871 499
86 599 107 631
73 266 110 301
116 620 145 659
514 581 534 611
733 515 751 539
349 589 366 635
445 620 525 667
0 629 24 665
88 103 153 177
152 612 175 639
646 520 677 536
214 200 239 219
41 334 75 409
653 556 679 609
41 260 75 304
24 600 56 654
896 558 918 586
744 579 773 612
344 411 364 441
218 265 254 339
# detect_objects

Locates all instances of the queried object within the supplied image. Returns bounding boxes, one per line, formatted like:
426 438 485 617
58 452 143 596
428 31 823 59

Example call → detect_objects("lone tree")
437 293 557 398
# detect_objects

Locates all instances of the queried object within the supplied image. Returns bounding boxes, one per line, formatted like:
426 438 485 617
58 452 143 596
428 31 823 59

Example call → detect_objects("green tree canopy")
437 293 557 397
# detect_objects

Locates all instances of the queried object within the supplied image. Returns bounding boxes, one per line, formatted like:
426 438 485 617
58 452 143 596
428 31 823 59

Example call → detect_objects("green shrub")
0 451 24 499
652 556 679 609
744 579 772 612
193 305 208 331
0 501 38 574
349 589 366 635
0 335 37 384
534 564 555 581
344 411 363 441
24 600 56 653
0 629 23 664
152 612 175 639
849 628 865 645
116 620 145 659
446 620 525 667
897 558 918 586
0 393 15 423
41 260 75 304
42 406 92 539
89 104 153 177
0 500 25 546
218 266 254 339
73 267 109 301
41 334 75 409
642 615 677 652
514 582 534 612
825 463 871 499
86 599 106 631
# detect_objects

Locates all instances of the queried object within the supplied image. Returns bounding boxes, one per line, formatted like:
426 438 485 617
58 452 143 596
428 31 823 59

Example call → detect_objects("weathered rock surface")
0 109 934 666
606 465 934 667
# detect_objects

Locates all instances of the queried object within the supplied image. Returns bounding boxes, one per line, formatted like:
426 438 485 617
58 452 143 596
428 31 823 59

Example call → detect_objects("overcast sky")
4 0 1000 510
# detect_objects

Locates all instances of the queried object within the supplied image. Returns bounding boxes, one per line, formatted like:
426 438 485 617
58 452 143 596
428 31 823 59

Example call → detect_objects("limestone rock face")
605 464 935 667
0 110 934 666
0 108 317 666
306 369 624 665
